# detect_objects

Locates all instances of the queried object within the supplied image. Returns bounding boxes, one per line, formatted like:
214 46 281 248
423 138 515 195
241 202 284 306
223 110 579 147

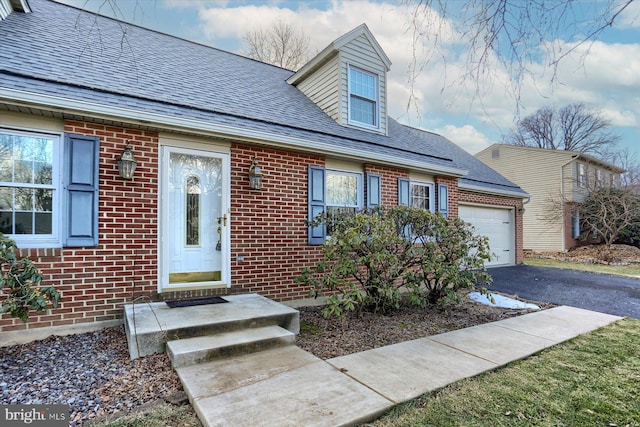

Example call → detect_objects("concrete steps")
124 294 299 359
167 325 296 368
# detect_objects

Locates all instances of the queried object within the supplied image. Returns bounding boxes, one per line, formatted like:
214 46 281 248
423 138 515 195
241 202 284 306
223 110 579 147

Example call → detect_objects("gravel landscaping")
0 294 549 425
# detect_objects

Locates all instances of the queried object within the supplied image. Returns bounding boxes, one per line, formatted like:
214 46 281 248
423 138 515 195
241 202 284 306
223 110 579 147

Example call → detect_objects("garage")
458 204 515 267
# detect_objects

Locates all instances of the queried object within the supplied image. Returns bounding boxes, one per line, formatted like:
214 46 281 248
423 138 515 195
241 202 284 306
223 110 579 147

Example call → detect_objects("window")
595 169 604 188
397 178 442 215
308 166 373 244
325 170 362 235
0 129 59 245
571 210 581 239
348 66 378 128
577 163 587 188
409 182 434 211
0 128 99 248
186 175 201 246
613 174 621 188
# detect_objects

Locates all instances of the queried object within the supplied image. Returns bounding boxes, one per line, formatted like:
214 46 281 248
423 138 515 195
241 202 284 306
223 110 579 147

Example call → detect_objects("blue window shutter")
64 134 100 247
308 166 326 245
398 178 410 206
438 184 449 218
366 174 381 208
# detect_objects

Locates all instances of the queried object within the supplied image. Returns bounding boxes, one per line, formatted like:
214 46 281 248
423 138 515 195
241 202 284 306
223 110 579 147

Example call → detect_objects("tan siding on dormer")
296 55 340 121
338 34 388 135
476 146 575 251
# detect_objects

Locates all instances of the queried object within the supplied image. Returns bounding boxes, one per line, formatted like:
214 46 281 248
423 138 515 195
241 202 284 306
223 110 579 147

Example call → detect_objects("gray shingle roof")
0 0 527 197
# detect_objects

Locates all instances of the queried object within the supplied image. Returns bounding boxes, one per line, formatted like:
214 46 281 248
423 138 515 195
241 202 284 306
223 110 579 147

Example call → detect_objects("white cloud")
616 0 640 29
160 0 639 157
434 125 497 155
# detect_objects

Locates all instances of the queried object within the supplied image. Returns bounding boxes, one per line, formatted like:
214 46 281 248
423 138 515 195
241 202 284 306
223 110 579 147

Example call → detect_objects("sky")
58 0 639 163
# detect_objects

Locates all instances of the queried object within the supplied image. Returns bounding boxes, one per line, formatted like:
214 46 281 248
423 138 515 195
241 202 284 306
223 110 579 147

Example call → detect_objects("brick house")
476 144 624 252
0 0 528 343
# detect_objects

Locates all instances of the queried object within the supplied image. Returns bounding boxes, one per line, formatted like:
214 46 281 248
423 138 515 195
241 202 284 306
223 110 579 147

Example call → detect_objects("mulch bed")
527 244 640 265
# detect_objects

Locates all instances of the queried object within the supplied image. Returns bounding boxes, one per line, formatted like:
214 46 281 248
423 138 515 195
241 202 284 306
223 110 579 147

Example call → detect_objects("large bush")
580 187 640 246
0 233 60 322
297 207 492 318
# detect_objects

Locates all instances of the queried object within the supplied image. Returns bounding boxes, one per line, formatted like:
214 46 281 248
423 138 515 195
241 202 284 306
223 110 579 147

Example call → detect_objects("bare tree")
579 187 640 246
504 103 620 157
605 147 640 190
403 0 636 112
243 20 310 70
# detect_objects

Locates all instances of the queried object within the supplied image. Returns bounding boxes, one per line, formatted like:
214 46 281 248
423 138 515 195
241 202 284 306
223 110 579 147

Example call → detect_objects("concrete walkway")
176 306 621 427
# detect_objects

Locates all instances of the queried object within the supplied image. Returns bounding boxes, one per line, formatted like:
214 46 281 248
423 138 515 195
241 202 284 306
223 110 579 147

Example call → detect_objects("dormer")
287 24 392 136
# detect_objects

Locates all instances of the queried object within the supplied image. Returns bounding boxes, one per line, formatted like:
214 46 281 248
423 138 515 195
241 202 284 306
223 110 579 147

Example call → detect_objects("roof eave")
1 87 467 177
577 152 626 174
286 44 337 86
458 182 530 199
287 23 391 86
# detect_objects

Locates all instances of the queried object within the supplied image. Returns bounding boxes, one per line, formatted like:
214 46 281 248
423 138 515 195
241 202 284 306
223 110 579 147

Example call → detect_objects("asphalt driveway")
488 265 640 319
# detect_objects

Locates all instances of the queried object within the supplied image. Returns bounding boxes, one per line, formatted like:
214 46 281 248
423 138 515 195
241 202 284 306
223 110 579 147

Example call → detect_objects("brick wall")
0 122 159 333
435 176 459 218
364 164 408 206
229 144 324 301
0 119 525 334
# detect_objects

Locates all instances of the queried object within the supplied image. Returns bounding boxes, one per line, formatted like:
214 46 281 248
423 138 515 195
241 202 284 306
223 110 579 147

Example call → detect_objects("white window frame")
410 181 435 212
325 169 363 236
571 209 581 239
325 169 363 210
577 163 587 189
595 169 604 188
0 127 62 248
347 64 380 130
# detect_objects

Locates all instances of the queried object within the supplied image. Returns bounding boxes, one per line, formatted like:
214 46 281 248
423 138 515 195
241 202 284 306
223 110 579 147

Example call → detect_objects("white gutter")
458 182 530 199
0 87 468 177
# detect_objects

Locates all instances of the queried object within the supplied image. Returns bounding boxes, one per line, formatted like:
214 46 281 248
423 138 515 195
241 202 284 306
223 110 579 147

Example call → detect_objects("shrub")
297 207 492 318
580 187 640 246
0 233 60 322
402 209 492 305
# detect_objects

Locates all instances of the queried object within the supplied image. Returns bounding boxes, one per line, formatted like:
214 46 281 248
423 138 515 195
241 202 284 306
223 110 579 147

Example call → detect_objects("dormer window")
287 24 391 135
348 65 378 128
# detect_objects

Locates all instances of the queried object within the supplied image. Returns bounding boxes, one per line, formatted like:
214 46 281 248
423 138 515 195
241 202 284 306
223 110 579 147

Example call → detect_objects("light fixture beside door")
248 157 263 190
117 141 138 180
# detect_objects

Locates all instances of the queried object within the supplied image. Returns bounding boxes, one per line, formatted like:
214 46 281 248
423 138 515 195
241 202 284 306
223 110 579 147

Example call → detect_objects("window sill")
346 120 383 133
16 247 63 259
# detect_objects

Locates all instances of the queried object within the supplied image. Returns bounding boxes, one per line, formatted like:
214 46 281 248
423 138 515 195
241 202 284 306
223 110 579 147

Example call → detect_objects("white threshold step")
167 325 296 368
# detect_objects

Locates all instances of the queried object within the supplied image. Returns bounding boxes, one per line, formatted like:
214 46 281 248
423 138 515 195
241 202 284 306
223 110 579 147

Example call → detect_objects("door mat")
165 296 228 308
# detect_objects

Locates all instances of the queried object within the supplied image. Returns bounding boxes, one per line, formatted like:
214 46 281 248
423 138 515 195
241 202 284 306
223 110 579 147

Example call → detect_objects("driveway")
488 265 640 319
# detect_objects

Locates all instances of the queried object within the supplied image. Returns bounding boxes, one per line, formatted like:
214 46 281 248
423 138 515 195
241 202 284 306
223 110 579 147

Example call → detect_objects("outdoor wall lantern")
117 142 137 180
248 157 263 190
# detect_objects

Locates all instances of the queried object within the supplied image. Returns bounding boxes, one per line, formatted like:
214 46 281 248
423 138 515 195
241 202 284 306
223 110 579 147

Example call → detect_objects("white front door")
160 146 230 291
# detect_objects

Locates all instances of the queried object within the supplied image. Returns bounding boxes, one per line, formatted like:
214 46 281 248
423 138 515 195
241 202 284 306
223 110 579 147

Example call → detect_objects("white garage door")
458 205 514 267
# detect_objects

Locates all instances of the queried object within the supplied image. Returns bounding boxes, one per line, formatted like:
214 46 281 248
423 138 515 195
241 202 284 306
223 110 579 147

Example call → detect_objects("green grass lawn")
369 318 640 427
525 257 640 277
